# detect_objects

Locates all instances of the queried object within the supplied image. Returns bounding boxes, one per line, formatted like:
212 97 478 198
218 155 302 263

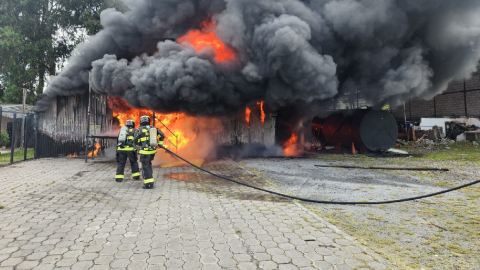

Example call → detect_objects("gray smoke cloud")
38 0 480 115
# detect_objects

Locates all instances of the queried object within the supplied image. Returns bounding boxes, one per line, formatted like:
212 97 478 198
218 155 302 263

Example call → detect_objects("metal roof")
0 104 35 118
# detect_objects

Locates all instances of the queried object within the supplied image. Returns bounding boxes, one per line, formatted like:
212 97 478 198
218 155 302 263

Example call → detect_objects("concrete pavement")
0 158 395 270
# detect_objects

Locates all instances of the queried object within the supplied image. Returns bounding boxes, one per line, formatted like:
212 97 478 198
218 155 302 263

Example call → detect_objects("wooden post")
22 88 26 113
408 126 416 141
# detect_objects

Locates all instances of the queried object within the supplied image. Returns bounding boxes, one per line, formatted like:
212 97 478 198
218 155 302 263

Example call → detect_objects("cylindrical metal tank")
312 109 398 152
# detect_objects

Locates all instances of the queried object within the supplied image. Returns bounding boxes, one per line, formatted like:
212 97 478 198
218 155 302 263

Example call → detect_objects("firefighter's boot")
115 175 124 182
142 183 154 189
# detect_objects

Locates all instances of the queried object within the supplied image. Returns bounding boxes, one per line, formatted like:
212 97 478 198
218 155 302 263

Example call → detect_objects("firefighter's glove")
158 141 167 149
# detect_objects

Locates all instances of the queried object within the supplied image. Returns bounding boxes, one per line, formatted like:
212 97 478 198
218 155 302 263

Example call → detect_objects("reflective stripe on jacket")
117 127 136 151
134 125 165 155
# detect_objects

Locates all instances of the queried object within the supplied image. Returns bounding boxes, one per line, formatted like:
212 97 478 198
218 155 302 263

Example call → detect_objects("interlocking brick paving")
0 158 394 269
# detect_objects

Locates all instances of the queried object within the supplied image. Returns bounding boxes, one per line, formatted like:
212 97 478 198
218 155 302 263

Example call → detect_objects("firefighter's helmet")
125 119 135 128
140 115 151 126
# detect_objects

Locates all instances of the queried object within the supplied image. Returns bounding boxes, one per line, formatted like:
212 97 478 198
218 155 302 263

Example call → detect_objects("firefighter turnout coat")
115 127 140 181
133 125 165 185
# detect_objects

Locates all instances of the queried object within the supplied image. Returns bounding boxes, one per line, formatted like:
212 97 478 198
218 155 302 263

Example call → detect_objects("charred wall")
220 104 276 147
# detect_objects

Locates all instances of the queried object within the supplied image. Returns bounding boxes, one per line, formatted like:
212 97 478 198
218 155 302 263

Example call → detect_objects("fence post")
10 112 16 164
34 114 39 159
24 114 28 161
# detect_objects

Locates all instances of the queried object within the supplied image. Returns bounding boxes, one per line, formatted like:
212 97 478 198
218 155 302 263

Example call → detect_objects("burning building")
35 0 480 157
35 92 279 159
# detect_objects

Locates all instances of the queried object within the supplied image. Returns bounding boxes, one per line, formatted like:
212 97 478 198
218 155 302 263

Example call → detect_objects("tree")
0 130 9 148
0 0 127 104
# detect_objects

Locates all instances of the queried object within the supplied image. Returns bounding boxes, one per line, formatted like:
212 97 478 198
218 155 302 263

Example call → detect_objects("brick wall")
391 75 480 121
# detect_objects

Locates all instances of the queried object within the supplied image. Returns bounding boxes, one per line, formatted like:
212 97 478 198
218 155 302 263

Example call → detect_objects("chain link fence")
0 106 38 165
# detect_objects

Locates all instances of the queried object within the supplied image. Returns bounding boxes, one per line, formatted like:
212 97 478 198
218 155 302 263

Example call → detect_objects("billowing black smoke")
38 0 480 116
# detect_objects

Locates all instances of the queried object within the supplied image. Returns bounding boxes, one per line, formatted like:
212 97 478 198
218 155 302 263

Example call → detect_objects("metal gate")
0 106 38 165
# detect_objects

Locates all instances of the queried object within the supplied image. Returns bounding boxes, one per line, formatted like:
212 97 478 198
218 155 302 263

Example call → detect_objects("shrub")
0 130 10 147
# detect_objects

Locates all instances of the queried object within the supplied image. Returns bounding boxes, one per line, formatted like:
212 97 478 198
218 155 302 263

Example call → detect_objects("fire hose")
163 148 480 205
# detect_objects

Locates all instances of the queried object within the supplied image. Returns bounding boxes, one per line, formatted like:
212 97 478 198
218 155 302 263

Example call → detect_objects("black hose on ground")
314 164 449 171
163 148 480 205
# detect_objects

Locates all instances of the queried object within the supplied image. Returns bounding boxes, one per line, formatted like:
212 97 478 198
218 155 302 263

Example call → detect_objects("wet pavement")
0 158 395 269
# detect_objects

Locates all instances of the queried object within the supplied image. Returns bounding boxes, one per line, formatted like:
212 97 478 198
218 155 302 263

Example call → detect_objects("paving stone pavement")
0 158 396 270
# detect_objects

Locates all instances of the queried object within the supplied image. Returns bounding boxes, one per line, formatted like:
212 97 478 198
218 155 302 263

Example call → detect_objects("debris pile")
396 138 456 150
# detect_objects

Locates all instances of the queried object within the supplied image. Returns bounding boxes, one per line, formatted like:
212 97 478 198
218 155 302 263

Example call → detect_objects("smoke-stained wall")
37 94 113 157
220 105 276 146
37 0 480 120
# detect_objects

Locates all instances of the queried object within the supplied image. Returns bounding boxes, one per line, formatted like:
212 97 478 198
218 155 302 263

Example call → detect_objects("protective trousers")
140 154 155 184
115 151 140 180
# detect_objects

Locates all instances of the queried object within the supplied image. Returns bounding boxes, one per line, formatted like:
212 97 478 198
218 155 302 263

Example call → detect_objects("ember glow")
245 107 251 129
178 20 236 63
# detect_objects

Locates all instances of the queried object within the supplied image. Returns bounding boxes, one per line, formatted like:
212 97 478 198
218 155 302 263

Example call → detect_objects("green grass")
420 141 480 164
306 141 480 269
0 149 35 165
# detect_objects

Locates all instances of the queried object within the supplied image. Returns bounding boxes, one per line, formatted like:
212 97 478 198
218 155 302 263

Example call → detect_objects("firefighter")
115 119 141 182
134 115 165 189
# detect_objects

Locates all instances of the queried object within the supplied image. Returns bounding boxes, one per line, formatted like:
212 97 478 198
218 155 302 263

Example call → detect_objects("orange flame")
178 20 236 62
89 142 101 156
168 131 196 150
67 142 101 157
245 107 251 129
283 133 302 156
257 101 265 126
108 97 193 150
